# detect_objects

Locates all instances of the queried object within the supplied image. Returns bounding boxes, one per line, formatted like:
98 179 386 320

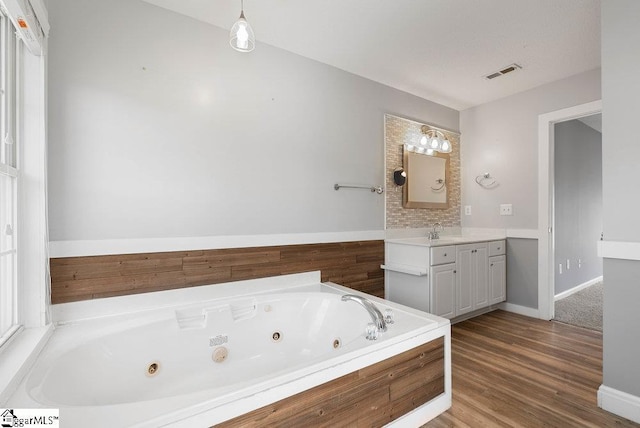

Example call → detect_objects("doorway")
537 100 602 321
552 114 603 330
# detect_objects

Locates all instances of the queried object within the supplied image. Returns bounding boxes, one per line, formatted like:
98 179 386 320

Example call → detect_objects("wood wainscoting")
50 241 384 304
216 337 445 427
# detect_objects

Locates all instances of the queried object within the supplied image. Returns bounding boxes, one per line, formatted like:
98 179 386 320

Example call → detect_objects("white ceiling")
141 0 601 111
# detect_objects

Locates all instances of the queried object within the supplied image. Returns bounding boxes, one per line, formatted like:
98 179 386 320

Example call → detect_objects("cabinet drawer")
430 245 456 265
489 240 505 256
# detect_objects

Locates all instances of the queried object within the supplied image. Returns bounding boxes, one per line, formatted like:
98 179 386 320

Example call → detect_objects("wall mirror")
403 149 450 209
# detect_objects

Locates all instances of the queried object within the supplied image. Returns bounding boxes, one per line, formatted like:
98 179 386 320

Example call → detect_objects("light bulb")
430 136 441 150
420 135 428 146
236 23 249 49
417 147 426 154
405 144 415 152
426 148 435 156
441 139 451 153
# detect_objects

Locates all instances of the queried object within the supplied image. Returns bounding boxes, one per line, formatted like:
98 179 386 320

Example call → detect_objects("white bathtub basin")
9 272 451 427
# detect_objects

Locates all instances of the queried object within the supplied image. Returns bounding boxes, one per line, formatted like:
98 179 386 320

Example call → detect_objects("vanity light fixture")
230 0 255 52
406 125 452 156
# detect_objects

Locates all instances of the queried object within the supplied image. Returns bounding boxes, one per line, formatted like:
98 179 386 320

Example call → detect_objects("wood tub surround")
216 337 445 427
50 241 384 304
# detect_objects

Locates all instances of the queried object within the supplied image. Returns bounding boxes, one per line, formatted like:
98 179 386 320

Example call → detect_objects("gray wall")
460 69 601 230
601 0 640 399
553 120 602 295
47 0 458 242
506 238 538 309
459 69 600 309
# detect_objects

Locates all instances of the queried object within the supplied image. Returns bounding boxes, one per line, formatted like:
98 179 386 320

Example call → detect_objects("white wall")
460 69 601 229
47 0 458 244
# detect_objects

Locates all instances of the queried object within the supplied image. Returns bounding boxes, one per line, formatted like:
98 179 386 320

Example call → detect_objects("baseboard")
450 306 496 325
598 385 640 423
498 302 540 319
554 276 603 301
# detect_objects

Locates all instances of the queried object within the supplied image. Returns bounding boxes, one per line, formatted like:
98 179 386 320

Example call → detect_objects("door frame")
537 99 602 320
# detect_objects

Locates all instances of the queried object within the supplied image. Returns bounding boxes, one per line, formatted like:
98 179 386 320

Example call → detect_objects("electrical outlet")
559 264 563 275
566 259 570 270
464 205 472 215
500 204 513 216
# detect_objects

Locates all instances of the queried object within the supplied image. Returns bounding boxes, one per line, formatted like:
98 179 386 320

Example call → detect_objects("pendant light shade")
230 0 255 52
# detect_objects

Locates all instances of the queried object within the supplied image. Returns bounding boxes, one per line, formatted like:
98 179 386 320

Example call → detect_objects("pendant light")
230 0 255 52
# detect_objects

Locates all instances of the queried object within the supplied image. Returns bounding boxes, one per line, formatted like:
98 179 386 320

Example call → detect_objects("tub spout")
341 294 387 333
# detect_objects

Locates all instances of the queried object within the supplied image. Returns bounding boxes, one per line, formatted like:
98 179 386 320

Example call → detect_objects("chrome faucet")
428 222 443 240
341 294 387 333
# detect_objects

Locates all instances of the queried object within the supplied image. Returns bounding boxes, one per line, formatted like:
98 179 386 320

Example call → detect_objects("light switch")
559 264 563 274
465 205 472 215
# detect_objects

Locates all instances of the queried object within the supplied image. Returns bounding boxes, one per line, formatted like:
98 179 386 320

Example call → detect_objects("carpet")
554 282 603 331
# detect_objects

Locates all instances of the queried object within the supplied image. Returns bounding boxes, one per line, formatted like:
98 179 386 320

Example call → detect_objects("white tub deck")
8 272 451 427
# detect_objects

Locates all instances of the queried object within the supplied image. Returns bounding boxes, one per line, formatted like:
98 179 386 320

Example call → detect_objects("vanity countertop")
385 234 506 248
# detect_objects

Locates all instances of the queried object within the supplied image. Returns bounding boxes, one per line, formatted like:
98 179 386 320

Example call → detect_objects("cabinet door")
456 245 474 315
430 263 456 319
474 244 489 309
489 255 506 304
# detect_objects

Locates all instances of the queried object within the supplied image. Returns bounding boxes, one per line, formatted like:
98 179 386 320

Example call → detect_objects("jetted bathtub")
8 271 451 427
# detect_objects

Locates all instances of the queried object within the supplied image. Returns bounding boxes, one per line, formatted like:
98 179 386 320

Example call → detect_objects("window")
0 10 20 343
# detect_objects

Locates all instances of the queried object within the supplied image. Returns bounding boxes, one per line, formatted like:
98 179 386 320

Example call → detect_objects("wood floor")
425 310 638 428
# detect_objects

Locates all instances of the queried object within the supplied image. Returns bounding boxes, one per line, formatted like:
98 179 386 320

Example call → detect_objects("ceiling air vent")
485 63 522 80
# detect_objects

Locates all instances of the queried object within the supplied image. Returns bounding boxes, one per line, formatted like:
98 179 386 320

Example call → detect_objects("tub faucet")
428 222 443 240
341 294 387 333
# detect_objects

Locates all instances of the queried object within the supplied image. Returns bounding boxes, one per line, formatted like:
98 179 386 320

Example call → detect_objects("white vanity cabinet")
456 243 488 316
384 237 506 320
383 243 430 312
488 240 506 304
429 246 456 318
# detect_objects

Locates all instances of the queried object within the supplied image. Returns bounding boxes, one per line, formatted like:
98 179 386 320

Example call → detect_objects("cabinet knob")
491 263 494 267
497 247 501 250
443 253 447 256
453 270 457 273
